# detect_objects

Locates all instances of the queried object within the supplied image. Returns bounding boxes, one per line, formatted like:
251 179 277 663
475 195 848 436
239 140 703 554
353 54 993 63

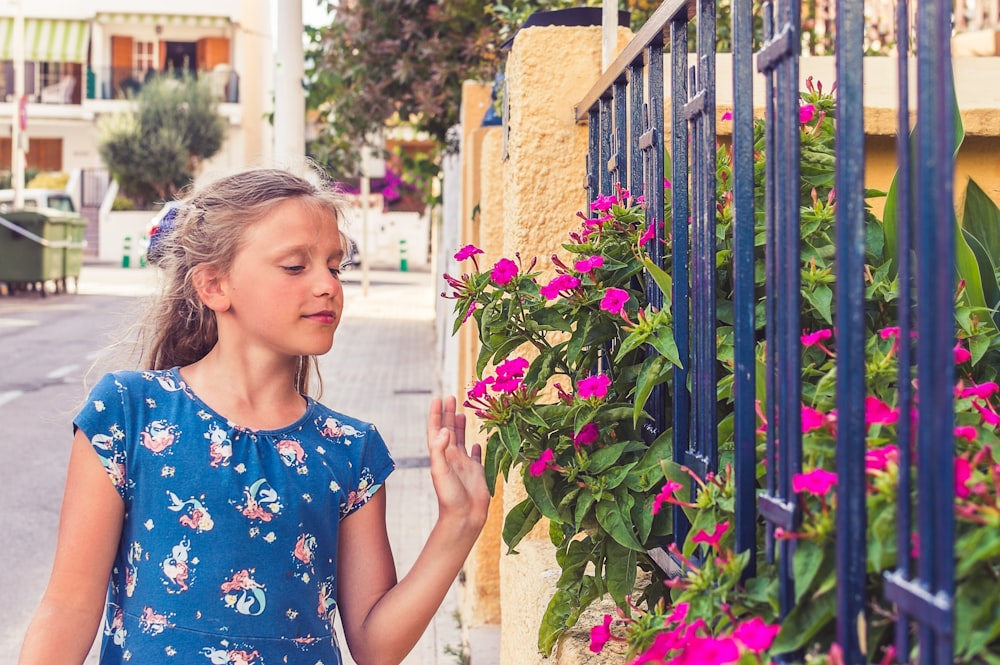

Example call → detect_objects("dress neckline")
167 366 315 435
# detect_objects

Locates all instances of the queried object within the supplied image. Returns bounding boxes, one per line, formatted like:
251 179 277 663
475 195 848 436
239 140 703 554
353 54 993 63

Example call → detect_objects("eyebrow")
274 245 345 262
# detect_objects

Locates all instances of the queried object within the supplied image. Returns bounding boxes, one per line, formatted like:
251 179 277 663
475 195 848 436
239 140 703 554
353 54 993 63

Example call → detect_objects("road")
0 271 158 663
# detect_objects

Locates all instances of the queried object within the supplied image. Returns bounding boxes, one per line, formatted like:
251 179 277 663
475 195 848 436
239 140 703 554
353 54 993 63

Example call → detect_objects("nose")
314 265 341 298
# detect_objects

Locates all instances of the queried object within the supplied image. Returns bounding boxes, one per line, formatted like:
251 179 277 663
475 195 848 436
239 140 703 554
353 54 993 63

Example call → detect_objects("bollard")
122 235 132 268
139 234 149 268
399 238 408 272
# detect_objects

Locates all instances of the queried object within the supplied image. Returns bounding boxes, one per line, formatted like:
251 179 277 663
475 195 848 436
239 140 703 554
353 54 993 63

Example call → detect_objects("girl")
18 168 490 665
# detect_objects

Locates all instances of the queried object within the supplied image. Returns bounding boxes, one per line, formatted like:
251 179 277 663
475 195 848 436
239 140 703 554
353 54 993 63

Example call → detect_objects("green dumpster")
0 208 88 294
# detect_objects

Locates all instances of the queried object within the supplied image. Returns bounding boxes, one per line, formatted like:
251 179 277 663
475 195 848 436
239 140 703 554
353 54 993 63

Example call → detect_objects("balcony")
86 65 240 104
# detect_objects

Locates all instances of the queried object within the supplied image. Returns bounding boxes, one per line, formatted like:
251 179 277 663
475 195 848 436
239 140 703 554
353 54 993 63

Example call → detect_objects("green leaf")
802 283 834 325
615 328 652 361
587 441 633 474
498 421 522 458
650 326 683 368
523 468 562 522
574 489 596 529
502 498 542 554
957 226 999 334
633 355 670 427
604 539 638 607
528 305 574 332
642 257 673 308
484 434 503 494
792 539 829 603
771 590 836 654
595 497 644 551
961 228 1000 330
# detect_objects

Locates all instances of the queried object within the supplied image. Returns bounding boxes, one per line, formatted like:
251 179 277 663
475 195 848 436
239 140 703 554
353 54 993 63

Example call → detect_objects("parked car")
0 188 76 213
145 201 181 265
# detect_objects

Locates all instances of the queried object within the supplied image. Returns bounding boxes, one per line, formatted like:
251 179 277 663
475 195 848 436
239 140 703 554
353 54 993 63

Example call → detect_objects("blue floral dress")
74 368 395 665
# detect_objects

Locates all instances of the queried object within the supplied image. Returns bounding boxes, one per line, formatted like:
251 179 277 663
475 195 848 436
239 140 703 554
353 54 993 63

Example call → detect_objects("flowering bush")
446 77 1000 662
444 186 681 653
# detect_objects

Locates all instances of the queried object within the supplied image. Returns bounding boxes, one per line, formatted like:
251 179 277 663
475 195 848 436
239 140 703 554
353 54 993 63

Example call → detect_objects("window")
134 40 154 78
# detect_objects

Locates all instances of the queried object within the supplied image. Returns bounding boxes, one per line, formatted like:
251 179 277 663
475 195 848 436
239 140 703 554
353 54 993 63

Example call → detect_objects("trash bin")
0 208 88 295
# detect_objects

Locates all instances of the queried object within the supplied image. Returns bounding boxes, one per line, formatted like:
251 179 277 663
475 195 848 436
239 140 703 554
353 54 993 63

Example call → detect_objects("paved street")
0 262 463 665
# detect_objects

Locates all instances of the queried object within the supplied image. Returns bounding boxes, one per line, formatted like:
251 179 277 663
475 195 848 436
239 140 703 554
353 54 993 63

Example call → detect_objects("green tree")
98 75 226 208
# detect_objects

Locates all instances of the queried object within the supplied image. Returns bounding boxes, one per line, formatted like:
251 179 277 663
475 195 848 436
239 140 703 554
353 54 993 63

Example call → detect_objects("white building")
0 0 276 254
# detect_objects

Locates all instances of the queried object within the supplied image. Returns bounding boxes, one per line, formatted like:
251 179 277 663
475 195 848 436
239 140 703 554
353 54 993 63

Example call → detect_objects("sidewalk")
75 262 473 665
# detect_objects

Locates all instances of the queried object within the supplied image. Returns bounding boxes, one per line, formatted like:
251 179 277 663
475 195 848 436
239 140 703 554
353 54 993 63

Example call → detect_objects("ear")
191 264 231 313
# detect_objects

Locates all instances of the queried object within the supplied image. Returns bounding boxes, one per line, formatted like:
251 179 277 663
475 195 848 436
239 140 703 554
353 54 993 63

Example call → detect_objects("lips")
305 311 337 325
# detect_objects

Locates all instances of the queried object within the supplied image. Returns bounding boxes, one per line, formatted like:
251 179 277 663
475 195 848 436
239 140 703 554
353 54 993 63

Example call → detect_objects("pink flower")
573 422 599 448
879 326 900 339
801 328 832 346
652 480 684 515
666 602 689 625
961 382 999 400
955 426 978 442
955 342 972 364
492 357 529 393
454 244 483 261
973 399 1000 426
793 468 838 495
574 255 605 273
802 405 829 433
955 457 972 498
639 222 656 245
539 274 581 300
577 374 611 400
799 103 816 123
600 287 630 315
865 396 899 427
669 635 740 665
866 444 899 472
691 521 729 551
529 448 555 477
589 614 613 653
591 194 618 212
664 178 672 189
490 258 518 285
733 616 781 653
462 302 476 323
721 110 733 121
467 377 493 400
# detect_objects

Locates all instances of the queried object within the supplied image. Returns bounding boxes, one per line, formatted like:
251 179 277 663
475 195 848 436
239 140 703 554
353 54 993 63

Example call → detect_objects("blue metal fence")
576 0 956 661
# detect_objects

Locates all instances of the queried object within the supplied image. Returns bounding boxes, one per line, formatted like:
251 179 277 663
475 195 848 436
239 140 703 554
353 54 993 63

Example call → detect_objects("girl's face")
218 198 345 359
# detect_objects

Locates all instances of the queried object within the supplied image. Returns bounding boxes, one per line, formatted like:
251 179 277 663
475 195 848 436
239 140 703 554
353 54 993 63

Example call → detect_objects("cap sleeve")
341 423 395 518
73 372 130 499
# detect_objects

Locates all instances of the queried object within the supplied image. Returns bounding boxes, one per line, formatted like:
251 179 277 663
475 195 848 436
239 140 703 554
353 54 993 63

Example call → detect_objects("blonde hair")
139 167 348 395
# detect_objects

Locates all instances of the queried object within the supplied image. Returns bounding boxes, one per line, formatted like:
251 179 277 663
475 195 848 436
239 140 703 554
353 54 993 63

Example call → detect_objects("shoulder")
308 401 379 439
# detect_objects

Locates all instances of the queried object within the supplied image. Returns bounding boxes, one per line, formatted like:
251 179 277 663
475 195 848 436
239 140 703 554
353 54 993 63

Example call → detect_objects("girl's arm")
337 396 490 665
18 429 124 665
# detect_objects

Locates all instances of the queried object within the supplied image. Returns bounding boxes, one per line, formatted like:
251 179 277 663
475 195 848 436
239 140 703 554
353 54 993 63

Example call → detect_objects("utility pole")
11 0 25 208
274 0 305 175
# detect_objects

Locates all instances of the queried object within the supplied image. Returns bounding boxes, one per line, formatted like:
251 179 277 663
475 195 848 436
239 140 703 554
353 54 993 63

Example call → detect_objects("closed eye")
282 265 306 273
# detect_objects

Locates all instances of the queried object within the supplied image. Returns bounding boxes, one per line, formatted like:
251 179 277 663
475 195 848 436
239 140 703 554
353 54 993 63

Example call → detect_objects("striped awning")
0 18 90 63
96 13 231 29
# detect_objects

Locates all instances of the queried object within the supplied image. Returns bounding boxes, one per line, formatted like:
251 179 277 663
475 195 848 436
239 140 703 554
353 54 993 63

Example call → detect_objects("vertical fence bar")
612 78 628 188
760 3 779 563
670 13 691 542
884 0 957 656
833 0 868 658
731 0 757 573
600 96 613 196
915 0 956 658
639 44 669 445
889 0 914 656
630 61 646 201
756 0 801 632
586 108 600 209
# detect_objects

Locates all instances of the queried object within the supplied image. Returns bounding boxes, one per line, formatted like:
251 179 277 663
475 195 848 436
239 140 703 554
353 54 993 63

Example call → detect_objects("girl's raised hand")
426 396 490 532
